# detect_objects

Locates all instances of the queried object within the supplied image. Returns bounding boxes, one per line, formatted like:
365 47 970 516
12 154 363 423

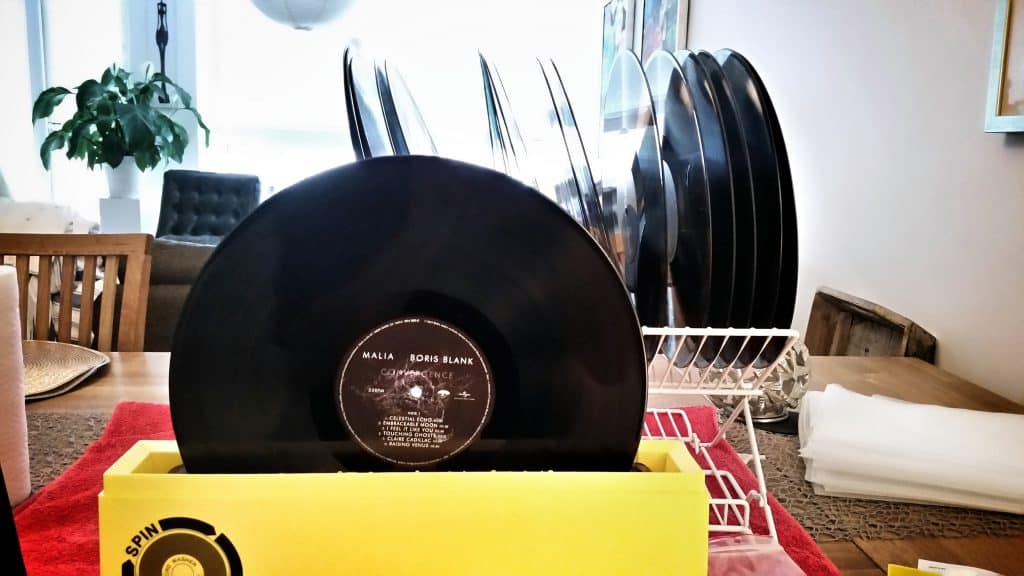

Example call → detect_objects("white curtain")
0 1 48 204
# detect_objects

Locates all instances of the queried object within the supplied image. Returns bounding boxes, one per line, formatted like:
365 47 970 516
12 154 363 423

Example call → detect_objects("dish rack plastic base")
641 326 801 541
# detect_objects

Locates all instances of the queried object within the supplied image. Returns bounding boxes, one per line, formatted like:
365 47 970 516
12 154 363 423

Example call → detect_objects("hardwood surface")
808 356 1024 414
25 354 1024 574
817 542 884 576
0 233 153 351
25 352 168 413
855 536 1024 575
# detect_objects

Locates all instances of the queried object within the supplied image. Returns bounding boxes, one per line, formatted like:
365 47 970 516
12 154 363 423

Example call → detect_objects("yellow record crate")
99 439 709 575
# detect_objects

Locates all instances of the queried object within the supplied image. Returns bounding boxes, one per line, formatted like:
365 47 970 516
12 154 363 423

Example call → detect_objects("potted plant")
31 64 209 199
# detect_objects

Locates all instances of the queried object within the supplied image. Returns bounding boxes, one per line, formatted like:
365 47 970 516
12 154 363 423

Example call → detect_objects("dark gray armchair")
145 238 215 351
156 169 260 245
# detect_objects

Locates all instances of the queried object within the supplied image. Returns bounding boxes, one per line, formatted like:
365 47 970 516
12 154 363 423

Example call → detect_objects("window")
192 0 602 194
12 0 603 221
0 0 47 203
194 0 353 195
40 0 126 221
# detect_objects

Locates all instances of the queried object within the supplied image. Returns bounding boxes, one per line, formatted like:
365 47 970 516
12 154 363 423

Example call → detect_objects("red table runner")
15 402 838 575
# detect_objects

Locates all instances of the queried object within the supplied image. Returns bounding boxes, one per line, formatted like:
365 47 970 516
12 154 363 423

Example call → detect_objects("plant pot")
104 161 140 199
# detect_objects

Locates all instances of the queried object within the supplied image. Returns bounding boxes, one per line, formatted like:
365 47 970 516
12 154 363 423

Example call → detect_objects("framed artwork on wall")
986 0 1024 132
637 0 690 65
602 0 635 97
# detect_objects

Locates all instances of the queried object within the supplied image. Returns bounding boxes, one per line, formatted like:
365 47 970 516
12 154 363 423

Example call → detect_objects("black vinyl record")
541 59 615 262
0 463 26 576
599 50 668 339
645 50 712 330
714 50 783 331
695 51 757 331
497 59 589 229
379 60 438 156
479 54 539 189
343 47 367 160
715 49 798 332
344 47 393 159
170 156 647 474
675 51 734 331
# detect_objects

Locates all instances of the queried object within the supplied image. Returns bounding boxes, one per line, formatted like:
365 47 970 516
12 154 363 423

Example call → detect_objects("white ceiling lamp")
251 0 355 31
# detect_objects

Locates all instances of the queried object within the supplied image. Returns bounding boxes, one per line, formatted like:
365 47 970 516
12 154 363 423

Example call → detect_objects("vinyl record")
675 51 734 331
599 50 668 338
343 47 367 160
379 60 438 156
0 463 25 576
498 59 588 229
645 50 712 330
715 49 798 333
541 59 615 262
344 47 393 159
170 156 647 474
714 50 783 332
479 54 537 189
695 51 756 331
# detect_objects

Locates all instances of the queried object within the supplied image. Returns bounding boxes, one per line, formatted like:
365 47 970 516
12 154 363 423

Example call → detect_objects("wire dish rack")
640 327 800 541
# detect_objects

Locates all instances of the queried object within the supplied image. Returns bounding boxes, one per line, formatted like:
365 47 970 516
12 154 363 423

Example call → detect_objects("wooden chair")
804 286 937 363
0 233 153 352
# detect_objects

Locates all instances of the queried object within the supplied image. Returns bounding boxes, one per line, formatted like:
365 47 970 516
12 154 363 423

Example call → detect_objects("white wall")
688 0 1024 402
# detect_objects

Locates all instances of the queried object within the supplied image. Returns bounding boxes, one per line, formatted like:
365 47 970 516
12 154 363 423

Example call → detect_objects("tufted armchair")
155 170 260 245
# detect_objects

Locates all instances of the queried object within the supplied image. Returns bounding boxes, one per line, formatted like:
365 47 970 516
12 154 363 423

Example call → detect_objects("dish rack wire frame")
640 326 801 542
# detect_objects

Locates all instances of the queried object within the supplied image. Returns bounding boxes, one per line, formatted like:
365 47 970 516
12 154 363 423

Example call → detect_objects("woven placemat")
23 341 109 400
23 411 1024 541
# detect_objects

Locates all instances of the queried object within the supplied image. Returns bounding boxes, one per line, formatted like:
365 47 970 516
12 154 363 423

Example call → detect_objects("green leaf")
133 143 161 171
114 102 156 152
94 99 115 123
33 64 208 170
31 87 71 121
150 74 209 147
101 134 127 169
66 118 88 158
75 79 106 110
152 73 192 108
187 107 210 147
109 65 130 96
113 75 129 96
39 130 68 169
170 122 189 160
134 81 157 105
154 114 188 163
67 118 96 161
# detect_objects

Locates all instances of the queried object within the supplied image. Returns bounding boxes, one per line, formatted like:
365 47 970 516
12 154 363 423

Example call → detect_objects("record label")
336 317 494 466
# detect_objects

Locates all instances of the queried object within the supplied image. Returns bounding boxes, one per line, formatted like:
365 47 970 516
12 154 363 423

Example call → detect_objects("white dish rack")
641 326 801 541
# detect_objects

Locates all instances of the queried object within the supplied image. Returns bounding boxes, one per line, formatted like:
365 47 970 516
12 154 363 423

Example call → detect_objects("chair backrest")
156 169 260 243
0 233 153 352
804 286 937 363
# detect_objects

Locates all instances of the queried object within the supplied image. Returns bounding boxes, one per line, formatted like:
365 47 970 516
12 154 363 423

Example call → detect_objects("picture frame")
986 0 1024 132
636 0 690 66
601 0 636 97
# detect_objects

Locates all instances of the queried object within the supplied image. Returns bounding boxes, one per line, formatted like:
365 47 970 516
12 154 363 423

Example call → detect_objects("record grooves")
170 156 648 474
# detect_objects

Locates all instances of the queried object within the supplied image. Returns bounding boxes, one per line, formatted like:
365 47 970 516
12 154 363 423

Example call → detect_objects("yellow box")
100 440 708 575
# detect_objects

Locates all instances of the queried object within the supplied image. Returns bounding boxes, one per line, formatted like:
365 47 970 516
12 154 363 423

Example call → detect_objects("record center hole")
409 385 423 399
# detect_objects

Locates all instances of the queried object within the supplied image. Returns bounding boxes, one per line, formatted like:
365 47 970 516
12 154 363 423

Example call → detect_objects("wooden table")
26 354 1024 575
